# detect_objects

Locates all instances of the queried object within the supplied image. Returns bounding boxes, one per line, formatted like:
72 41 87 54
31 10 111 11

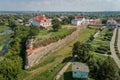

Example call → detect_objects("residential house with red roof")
29 15 52 28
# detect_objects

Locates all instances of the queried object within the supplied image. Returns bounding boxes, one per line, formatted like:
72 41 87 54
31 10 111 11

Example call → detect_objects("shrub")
32 28 77 48
107 51 111 55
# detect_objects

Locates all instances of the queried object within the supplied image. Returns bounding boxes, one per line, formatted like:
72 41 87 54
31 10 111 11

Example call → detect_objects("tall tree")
62 18 70 25
97 56 120 80
29 26 39 36
72 41 92 62
8 20 17 30
0 55 22 80
52 18 61 31
101 18 107 24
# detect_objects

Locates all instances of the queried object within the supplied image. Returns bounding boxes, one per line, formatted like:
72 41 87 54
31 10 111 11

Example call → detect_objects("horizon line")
0 10 120 13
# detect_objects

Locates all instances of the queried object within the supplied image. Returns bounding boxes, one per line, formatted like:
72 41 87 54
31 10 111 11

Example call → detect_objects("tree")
0 55 22 80
72 41 92 62
0 20 5 25
52 23 61 31
8 20 17 30
52 19 61 31
72 41 80 57
97 56 120 80
0 74 4 80
29 26 40 36
62 18 70 25
68 16 74 22
8 26 31 69
101 19 107 24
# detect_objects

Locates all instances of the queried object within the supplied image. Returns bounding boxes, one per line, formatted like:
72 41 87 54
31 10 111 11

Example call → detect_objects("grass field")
0 25 10 49
89 28 112 54
0 35 11 50
21 26 100 80
90 28 109 47
0 25 9 33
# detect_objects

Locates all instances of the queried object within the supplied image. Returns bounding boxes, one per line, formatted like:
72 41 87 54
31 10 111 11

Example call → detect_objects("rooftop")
75 16 84 19
73 16 85 21
107 19 117 23
72 62 89 72
33 15 51 23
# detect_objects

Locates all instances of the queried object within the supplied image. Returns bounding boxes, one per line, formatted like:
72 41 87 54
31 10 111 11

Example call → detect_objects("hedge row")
94 28 113 55
114 29 120 59
33 28 77 49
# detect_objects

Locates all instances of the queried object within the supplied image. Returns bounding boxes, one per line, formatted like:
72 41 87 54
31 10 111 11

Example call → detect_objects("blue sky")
0 0 120 11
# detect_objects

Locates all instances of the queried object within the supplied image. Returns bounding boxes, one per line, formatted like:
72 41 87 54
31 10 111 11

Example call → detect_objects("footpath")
110 28 120 68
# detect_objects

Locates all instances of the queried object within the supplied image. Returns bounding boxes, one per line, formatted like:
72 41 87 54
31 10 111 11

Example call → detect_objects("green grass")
59 53 107 80
94 53 108 60
59 64 73 80
23 27 99 80
33 27 76 48
0 25 10 50
62 25 76 28
18 70 30 80
0 25 9 33
89 28 112 54
0 35 11 50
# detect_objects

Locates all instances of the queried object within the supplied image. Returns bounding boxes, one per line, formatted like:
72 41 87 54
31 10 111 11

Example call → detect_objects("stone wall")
25 30 79 69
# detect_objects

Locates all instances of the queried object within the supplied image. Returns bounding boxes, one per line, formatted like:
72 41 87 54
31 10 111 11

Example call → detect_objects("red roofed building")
30 15 52 28
74 16 84 19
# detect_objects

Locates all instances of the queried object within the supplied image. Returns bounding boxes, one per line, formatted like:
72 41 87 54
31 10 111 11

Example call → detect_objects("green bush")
107 51 111 55
33 28 77 48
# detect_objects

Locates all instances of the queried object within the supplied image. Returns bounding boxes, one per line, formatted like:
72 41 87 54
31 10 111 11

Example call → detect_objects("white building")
106 19 117 28
29 15 52 28
71 16 86 26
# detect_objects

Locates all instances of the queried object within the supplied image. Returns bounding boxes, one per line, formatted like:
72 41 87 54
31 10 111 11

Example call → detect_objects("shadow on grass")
63 72 88 80
63 71 73 80
61 56 72 63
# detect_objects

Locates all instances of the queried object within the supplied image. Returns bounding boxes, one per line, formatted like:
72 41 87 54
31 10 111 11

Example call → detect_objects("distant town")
0 11 120 80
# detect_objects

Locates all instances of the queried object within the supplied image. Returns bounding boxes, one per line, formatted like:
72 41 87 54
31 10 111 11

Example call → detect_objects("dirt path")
55 58 74 80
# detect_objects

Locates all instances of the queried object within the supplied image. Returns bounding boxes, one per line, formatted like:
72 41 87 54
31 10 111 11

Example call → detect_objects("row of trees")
72 41 120 80
51 16 74 31
0 22 40 79
114 29 120 59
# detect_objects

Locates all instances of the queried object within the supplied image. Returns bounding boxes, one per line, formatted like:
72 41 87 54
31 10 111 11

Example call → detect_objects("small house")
106 19 117 28
71 16 86 26
72 62 89 79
